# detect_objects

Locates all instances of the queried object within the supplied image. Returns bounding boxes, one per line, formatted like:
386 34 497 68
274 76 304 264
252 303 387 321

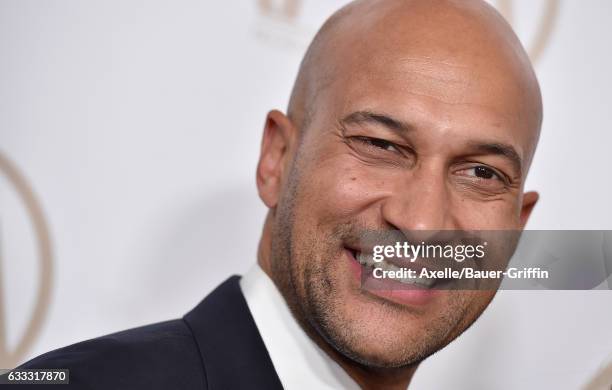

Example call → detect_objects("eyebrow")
466 141 523 176
340 110 413 134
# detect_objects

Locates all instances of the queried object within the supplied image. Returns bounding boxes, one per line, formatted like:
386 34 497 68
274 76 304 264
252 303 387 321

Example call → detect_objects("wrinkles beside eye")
453 165 512 196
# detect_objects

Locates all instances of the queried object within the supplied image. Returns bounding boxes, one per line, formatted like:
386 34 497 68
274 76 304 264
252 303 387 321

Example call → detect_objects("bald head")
257 0 545 381
288 0 542 169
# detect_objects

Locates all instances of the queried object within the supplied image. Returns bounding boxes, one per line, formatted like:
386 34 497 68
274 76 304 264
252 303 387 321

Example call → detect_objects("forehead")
342 54 524 126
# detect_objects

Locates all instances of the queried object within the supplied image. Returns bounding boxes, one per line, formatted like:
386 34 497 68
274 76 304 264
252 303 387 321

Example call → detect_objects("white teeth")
356 251 436 288
356 251 375 267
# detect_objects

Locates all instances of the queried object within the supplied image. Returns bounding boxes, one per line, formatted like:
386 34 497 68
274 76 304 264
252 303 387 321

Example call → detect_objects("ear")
519 191 539 229
256 110 297 208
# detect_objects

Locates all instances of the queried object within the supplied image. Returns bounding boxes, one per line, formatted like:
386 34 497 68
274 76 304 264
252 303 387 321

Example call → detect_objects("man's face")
266 16 539 368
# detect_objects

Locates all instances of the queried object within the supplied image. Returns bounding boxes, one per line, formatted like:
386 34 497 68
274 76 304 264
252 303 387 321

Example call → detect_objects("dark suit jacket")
11 276 284 389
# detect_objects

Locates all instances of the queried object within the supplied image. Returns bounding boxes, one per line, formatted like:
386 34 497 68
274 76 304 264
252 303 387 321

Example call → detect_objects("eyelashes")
351 136 401 153
344 135 413 168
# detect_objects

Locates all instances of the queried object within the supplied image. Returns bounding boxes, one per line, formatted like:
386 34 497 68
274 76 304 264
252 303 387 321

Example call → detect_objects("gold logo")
496 0 560 63
258 0 302 21
0 152 53 368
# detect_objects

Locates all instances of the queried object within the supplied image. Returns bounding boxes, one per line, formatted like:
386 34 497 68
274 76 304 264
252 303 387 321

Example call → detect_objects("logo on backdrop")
495 0 560 63
0 153 53 368
255 0 560 63
258 0 301 21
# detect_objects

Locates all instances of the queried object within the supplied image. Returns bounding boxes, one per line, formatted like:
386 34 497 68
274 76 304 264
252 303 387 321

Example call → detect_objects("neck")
257 213 418 389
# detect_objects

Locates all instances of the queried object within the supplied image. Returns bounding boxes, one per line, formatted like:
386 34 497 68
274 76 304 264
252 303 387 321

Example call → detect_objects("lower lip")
345 249 440 307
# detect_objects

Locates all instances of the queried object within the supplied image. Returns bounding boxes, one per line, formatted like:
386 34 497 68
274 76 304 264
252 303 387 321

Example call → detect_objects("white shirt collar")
240 264 360 390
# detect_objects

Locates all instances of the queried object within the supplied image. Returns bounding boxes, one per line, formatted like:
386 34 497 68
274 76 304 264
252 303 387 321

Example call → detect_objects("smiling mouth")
346 248 454 289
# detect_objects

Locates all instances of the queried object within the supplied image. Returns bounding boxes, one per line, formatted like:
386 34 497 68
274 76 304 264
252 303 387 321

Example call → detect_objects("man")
13 0 542 388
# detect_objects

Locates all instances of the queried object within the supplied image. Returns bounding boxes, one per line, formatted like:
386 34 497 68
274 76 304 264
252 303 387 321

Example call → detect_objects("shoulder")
19 319 207 390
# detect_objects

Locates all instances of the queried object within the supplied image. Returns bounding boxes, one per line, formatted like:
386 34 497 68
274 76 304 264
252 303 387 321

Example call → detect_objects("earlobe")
519 191 539 229
256 110 295 208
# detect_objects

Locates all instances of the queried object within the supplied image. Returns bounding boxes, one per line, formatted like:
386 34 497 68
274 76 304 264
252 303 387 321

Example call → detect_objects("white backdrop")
1 1 611 389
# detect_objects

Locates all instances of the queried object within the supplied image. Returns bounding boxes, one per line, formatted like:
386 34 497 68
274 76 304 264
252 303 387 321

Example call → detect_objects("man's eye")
461 166 503 181
354 136 400 153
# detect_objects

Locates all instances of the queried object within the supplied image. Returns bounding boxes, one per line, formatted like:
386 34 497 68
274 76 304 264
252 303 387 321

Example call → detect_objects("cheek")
451 195 523 229
298 157 388 223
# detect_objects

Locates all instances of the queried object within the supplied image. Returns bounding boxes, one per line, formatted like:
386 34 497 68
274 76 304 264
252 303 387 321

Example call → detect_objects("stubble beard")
268 162 477 370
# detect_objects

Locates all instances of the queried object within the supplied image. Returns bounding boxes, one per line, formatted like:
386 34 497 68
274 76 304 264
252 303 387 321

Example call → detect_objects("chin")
314 286 445 368
326 319 433 369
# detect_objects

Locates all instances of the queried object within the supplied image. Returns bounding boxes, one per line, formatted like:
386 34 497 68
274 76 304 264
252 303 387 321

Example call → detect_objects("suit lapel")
184 276 284 389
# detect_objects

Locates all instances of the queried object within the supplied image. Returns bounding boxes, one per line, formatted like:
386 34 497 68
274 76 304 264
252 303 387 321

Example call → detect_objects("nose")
381 166 456 239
